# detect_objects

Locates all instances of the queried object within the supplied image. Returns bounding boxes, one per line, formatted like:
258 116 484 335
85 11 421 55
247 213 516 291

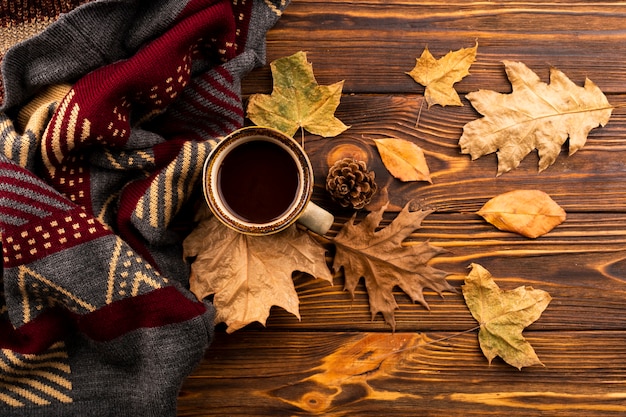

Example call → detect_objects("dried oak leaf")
332 203 454 330
460 61 613 176
462 263 552 369
406 42 477 108
247 50 349 138
183 212 332 333
477 189 566 238
374 138 432 183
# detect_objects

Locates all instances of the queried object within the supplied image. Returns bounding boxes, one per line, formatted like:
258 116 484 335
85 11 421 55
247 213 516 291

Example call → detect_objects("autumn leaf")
477 189 566 238
459 61 613 176
406 42 477 108
462 263 552 369
332 202 454 330
247 51 349 138
183 211 332 333
373 138 432 183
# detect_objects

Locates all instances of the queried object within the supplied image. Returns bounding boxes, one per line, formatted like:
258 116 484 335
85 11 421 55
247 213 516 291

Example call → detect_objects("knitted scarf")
0 0 288 415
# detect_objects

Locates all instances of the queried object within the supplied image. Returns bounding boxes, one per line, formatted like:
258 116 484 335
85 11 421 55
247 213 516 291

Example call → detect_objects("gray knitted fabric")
0 0 288 415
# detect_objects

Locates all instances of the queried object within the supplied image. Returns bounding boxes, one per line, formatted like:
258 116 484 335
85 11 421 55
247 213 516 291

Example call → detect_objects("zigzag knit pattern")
0 0 288 414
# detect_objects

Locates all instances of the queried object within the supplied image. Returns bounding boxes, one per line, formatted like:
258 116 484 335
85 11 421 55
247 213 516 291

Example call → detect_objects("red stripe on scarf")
1 287 207 354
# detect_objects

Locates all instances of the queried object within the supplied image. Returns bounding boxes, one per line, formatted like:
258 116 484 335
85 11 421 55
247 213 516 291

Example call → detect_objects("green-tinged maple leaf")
406 42 477 108
459 61 613 176
247 51 349 138
183 208 332 333
462 263 552 369
332 203 454 330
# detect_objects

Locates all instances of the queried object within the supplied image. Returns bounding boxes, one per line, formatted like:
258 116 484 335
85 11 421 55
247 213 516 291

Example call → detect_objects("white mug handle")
297 201 334 235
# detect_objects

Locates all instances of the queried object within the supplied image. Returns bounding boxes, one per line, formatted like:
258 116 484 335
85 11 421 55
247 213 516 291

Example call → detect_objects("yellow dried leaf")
462 263 552 369
460 61 613 175
477 190 566 238
183 211 332 333
247 51 349 138
406 42 477 108
373 138 432 183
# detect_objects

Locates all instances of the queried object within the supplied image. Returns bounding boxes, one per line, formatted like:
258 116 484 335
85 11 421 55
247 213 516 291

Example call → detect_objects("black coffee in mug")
217 139 300 224
204 126 333 236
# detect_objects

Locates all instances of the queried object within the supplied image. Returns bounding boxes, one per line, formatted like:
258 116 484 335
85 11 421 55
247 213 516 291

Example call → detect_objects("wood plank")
243 1 626 95
178 331 626 416
179 1 626 415
299 94 626 213
247 210 626 333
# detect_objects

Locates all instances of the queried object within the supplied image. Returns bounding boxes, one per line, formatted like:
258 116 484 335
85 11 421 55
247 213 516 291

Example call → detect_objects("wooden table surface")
177 1 626 415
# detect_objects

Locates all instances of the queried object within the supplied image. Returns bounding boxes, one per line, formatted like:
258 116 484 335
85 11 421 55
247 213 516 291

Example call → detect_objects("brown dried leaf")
332 203 454 330
460 61 613 175
183 212 332 333
373 138 432 183
406 42 477 108
477 189 566 238
462 263 552 369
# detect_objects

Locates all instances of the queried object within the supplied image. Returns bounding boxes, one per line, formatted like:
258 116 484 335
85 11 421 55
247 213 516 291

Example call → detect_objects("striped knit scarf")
0 0 287 415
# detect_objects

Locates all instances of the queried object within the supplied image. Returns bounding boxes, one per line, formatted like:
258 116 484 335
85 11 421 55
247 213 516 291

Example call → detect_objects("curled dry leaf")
374 138 432 183
183 212 332 333
462 263 552 369
332 202 454 330
247 50 349 138
406 42 477 108
477 189 566 238
460 61 613 175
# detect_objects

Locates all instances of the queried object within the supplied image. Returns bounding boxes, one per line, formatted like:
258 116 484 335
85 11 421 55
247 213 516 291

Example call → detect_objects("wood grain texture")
179 1 626 415
242 1 626 95
303 94 626 213
179 331 626 416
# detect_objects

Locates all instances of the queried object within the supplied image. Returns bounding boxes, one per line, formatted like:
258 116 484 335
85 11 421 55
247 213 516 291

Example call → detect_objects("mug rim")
202 126 314 235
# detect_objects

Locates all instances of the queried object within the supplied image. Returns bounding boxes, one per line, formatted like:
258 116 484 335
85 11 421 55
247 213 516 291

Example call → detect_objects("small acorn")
326 157 377 210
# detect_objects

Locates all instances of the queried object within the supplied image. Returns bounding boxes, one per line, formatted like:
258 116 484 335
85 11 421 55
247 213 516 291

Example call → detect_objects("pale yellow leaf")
460 61 613 175
406 42 477 108
183 210 332 333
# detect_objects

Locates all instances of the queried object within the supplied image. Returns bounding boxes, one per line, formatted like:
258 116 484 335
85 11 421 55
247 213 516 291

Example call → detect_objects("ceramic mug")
202 126 334 236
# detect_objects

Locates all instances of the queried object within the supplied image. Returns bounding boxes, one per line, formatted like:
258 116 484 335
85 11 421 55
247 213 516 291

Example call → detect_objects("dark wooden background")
177 1 626 415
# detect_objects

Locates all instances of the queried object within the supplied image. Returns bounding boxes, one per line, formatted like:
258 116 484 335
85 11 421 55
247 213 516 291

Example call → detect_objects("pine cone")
326 158 377 209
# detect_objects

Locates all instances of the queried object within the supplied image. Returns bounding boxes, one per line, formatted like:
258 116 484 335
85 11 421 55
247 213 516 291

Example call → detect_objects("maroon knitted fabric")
0 0 288 414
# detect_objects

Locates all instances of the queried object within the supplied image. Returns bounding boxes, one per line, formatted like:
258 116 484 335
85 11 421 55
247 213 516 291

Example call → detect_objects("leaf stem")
415 96 425 128
378 325 481 361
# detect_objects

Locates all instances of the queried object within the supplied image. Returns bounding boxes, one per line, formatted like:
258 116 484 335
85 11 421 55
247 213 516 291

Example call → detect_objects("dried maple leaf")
460 61 613 176
332 203 454 330
373 138 432 183
477 189 566 238
406 42 477 108
462 263 551 369
183 211 332 333
247 51 349 138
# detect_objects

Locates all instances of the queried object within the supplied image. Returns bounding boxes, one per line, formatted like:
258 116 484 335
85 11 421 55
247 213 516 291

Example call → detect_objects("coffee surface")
218 140 300 224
